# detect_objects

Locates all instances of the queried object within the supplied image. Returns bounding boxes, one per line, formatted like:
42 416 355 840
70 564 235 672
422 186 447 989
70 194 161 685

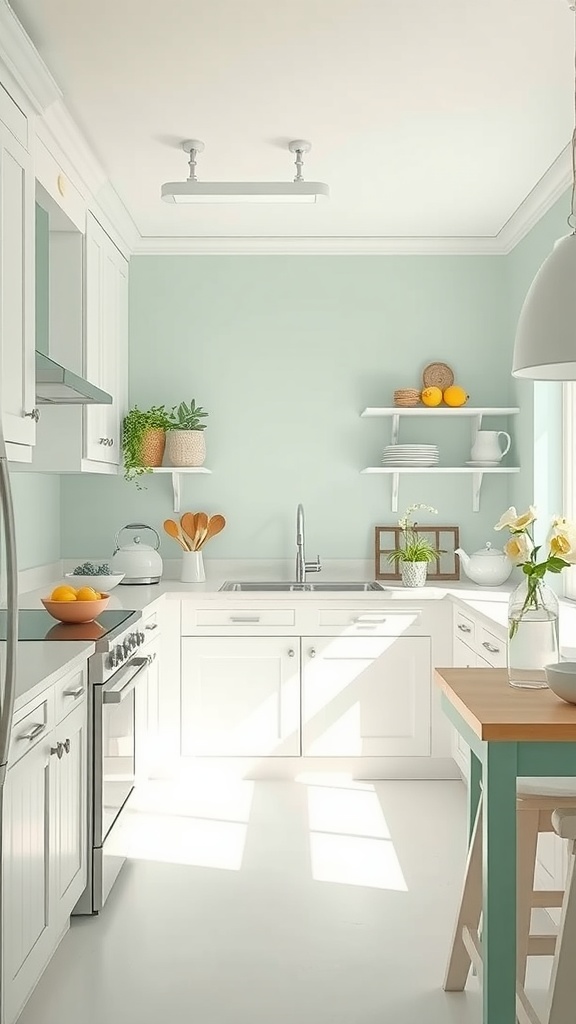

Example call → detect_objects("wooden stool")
516 808 576 1024
444 780 576 998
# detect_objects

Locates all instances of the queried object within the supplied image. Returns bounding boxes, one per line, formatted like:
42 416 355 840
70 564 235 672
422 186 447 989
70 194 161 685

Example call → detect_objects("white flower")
398 503 438 530
494 506 536 533
504 533 532 564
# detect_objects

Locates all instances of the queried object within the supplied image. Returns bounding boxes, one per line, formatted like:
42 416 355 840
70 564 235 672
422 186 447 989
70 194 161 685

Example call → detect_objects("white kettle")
455 542 513 587
111 523 163 585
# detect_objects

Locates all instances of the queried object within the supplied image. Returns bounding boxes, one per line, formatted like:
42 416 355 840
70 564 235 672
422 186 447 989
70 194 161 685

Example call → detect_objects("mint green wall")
507 191 570 537
61 255 514 563
9 473 61 570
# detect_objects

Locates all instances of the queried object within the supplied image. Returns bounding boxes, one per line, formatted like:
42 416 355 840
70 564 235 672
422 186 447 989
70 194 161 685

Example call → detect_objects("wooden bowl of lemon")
42 585 110 623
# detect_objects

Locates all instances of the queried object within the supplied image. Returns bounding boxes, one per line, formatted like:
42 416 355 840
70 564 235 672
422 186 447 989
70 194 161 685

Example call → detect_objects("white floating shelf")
361 466 520 514
150 467 211 513
361 407 520 417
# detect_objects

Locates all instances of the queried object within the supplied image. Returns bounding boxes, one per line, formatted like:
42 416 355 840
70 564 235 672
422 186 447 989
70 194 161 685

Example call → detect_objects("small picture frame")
374 525 460 581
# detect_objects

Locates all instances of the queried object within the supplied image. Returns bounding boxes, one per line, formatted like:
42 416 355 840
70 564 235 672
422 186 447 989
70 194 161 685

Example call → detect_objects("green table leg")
482 742 518 1024
468 748 482 844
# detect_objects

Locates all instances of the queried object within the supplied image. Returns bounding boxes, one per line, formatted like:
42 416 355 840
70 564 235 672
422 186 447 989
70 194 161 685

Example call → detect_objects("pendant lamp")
512 1 576 380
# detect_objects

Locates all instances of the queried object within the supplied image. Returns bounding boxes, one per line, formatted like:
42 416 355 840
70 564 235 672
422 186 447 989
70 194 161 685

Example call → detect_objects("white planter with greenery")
388 503 440 589
166 399 208 467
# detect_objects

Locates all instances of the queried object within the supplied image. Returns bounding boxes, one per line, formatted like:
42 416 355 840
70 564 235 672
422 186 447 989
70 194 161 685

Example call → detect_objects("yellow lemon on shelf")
50 586 77 602
75 587 100 602
421 386 443 407
443 385 469 407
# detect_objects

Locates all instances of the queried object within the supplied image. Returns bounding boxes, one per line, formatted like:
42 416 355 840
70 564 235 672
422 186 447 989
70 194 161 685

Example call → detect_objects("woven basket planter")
166 429 206 467
139 427 166 467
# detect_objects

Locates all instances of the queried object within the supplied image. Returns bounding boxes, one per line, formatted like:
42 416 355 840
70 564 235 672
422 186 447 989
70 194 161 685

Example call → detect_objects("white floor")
17 775 551 1024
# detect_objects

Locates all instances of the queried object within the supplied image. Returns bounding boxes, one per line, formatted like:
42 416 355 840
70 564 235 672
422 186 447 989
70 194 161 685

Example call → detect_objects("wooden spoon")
193 511 209 550
180 512 197 550
163 519 189 551
197 514 226 549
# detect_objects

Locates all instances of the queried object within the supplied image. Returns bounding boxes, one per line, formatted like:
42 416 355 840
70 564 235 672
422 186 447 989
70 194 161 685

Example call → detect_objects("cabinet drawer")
184 607 295 631
315 608 422 635
10 693 53 766
54 667 87 723
141 608 160 635
477 624 506 667
454 609 475 643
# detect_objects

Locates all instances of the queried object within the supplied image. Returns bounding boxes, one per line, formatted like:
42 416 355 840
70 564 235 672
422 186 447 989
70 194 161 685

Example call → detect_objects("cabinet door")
52 701 87 929
181 637 300 756
2 734 54 1024
451 635 477 777
0 123 35 448
84 214 127 466
302 635 431 757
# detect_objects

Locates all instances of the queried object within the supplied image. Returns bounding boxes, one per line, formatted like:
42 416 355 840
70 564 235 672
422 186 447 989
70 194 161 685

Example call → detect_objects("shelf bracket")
391 414 400 446
391 472 399 513
171 472 182 514
472 472 482 513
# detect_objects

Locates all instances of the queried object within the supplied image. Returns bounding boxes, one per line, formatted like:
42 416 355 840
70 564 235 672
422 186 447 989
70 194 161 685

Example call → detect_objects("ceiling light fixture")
512 0 576 380
161 139 329 204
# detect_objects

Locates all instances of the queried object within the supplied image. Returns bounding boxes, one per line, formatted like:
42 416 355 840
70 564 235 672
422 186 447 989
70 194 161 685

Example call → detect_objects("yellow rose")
511 507 537 531
494 507 518 531
504 534 532 563
550 527 576 564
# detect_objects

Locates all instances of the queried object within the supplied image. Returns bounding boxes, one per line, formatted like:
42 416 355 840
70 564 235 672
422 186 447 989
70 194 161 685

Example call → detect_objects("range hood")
35 351 113 405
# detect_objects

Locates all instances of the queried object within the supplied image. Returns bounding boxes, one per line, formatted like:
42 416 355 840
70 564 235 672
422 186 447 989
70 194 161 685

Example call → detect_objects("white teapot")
455 542 513 586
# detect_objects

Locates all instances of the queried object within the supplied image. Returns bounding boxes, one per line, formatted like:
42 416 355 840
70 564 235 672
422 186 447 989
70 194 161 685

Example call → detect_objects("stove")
0 608 138 644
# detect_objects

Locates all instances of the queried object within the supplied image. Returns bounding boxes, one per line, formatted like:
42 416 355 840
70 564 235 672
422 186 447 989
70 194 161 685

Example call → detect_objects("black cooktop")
0 609 136 642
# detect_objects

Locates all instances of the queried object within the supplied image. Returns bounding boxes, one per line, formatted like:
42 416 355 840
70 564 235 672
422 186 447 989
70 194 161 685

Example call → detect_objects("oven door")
94 656 149 847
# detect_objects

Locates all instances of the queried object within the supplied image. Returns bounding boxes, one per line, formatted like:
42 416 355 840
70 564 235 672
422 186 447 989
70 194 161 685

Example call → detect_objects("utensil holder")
181 550 205 583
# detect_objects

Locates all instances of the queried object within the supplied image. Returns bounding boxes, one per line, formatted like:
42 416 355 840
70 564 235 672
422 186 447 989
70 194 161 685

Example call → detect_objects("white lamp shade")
512 233 576 380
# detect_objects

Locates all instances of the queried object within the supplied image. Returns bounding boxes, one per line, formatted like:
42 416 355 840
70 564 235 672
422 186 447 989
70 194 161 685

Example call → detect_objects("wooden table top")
435 667 576 741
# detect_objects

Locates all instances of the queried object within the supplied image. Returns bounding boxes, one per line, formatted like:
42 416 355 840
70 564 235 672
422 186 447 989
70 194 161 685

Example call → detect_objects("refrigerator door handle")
0 420 19 788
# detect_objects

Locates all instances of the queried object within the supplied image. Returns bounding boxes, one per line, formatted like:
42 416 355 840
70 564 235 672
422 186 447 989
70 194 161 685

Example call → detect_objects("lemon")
75 587 100 602
421 386 443 407
50 585 77 602
443 385 469 407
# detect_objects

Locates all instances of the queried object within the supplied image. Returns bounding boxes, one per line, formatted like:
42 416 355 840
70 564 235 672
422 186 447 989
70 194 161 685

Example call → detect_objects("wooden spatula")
180 512 197 550
163 519 189 551
197 514 226 549
194 511 209 550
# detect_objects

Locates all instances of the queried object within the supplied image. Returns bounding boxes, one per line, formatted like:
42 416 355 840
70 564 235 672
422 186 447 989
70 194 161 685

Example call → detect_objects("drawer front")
10 692 54 766
454 609 475 644
477 624 506 667
141 607 160 635
183 606 295 632
54 667 87 724
315 608 422 636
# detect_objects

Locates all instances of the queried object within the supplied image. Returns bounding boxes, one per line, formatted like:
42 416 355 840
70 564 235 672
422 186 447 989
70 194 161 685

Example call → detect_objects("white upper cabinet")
84 213 128 466
0 99 36 456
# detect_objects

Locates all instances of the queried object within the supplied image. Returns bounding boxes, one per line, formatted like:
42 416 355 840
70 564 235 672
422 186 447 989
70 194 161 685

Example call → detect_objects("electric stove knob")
123 638 132 657
137 631 145 646
112 645 124 667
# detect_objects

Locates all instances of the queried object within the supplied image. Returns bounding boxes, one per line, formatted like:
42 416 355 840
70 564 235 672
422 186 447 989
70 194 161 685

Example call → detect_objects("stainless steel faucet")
295 503 322 583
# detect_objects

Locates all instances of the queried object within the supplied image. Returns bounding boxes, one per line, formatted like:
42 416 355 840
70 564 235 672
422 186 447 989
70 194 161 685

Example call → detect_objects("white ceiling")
10 0 575 239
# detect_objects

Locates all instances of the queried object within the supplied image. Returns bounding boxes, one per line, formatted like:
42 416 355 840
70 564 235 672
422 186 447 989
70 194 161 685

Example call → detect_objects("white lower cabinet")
301 635 431 757
181 637 300 756
2 671 87 1024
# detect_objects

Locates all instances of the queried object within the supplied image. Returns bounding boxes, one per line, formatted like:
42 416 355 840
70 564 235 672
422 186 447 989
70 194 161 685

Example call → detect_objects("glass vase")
507 579 559 689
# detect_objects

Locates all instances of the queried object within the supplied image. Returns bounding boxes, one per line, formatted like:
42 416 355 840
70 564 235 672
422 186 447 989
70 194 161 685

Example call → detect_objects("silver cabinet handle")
288 648 295 658
145 622 159 631
24 408 40 422
309 648 316 659
17 722 46 742
63 738 71 754
482 641 500 654
353 616 386 623
230 616 261 623
458 623 472 634
63 685 85 700
51 742 64 759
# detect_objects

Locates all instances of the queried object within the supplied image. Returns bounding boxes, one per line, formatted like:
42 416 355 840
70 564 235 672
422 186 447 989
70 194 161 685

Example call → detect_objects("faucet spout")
295 503 321 583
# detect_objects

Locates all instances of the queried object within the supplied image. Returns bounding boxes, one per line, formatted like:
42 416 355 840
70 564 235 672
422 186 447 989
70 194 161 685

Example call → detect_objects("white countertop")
0 640 95 714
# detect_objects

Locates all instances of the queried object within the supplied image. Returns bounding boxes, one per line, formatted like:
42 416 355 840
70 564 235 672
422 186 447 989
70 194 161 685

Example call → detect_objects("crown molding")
0 0 60 112
495 145 572 254
132 234 505 256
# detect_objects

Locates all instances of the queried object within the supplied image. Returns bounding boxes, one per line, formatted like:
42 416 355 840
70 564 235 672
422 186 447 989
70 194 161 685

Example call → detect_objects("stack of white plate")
382 444 439 467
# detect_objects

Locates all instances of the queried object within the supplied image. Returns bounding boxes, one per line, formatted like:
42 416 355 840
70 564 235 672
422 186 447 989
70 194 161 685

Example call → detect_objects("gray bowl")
545 663 576 704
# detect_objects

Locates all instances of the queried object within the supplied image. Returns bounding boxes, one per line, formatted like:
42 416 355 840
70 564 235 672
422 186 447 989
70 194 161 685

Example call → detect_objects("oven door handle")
102 657 149 704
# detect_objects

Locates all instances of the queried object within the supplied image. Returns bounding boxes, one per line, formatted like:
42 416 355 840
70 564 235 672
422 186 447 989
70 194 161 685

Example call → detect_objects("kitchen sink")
219 581 386 592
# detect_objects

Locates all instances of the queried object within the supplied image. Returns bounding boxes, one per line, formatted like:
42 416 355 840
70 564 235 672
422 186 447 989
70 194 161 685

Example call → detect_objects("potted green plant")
166 398 208 467
122 405 171 483
388 503 440 587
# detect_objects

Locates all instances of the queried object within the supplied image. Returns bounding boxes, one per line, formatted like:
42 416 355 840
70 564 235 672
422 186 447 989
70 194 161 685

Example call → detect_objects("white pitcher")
470 430 511 463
